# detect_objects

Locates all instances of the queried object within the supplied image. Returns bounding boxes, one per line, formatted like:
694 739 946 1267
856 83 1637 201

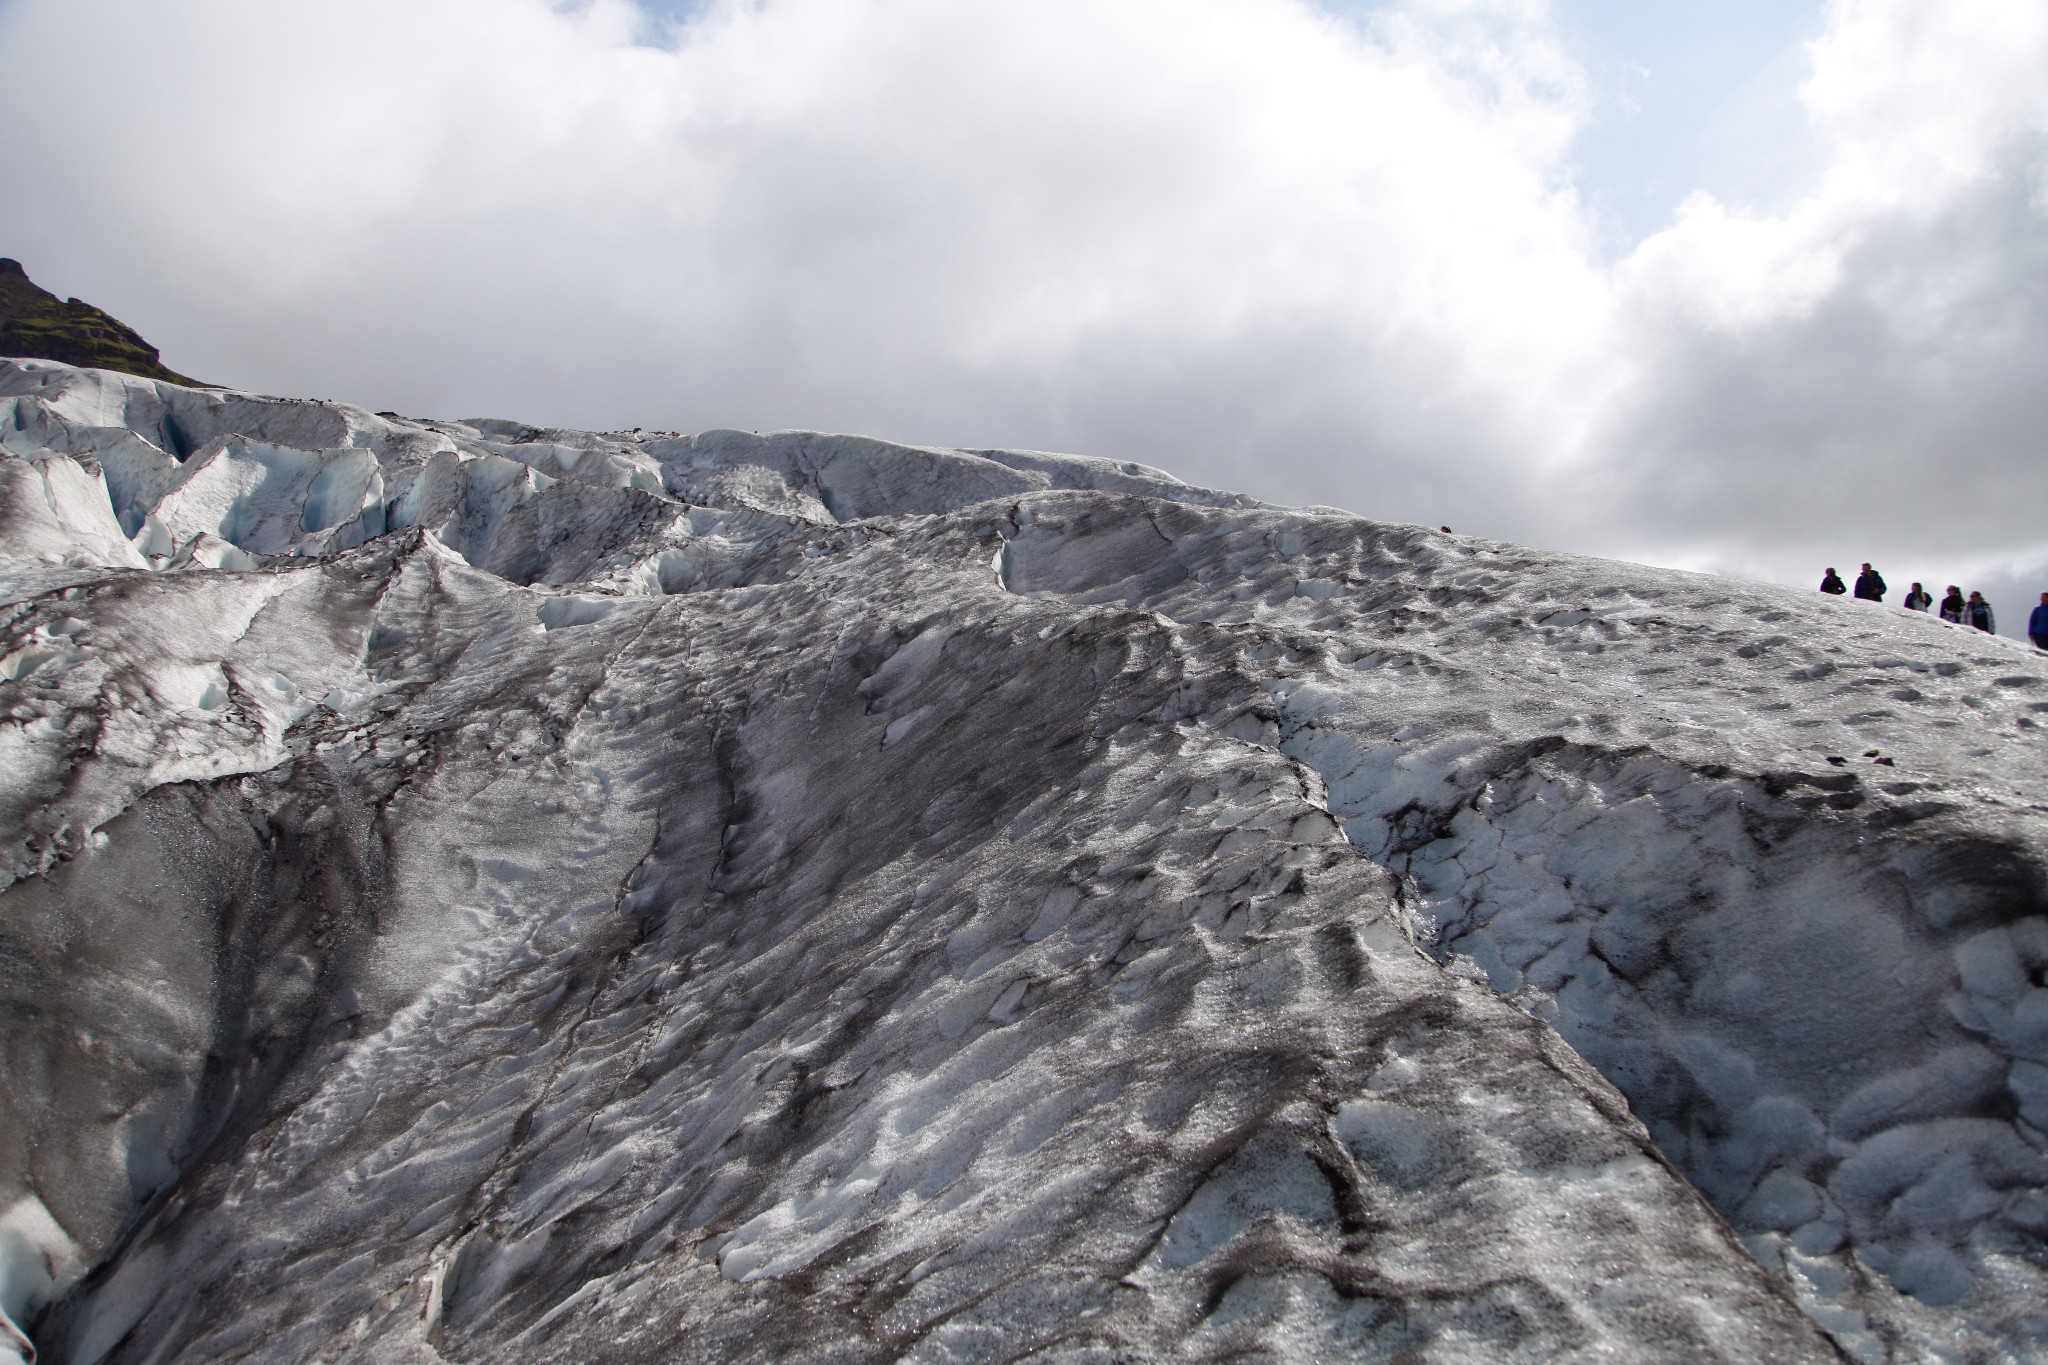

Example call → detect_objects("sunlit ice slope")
1 357 2045 1364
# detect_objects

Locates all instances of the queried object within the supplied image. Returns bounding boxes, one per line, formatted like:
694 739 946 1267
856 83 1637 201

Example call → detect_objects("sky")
1 0 2044 635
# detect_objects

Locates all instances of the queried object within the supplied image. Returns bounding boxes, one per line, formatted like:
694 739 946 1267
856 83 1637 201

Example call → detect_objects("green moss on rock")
0 257 207 386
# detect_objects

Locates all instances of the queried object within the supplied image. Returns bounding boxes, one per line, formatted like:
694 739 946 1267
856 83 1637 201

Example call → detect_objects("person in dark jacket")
1966 592 1995 633
1939 586 1966 622
1903 582 1932 611
1820 568 1847 595
2030 592 2048 650
1853 563 1886 601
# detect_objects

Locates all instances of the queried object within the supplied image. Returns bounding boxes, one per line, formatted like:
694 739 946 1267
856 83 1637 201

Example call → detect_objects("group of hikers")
1821 564 2048 650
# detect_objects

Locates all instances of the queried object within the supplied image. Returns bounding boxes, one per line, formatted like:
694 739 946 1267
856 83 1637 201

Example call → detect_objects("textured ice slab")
0 358 2043 1362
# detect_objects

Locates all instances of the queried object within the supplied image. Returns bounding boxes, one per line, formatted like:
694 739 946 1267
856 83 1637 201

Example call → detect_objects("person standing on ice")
1820 568 1847 595
1904 582 1932 612
1966 592 1996 633
1940 586 1966 622
1853 563 1886 601
2030 592 2048 650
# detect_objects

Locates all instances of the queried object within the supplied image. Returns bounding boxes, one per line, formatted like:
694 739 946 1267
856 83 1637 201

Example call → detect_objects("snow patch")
0 1196 82 1365
537 595 620 631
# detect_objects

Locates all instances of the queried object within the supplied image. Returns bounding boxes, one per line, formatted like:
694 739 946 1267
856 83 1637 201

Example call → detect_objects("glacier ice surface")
1 359 2046 1362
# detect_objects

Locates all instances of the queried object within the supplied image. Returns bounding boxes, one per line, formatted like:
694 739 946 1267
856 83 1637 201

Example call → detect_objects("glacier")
1 356 2045 1363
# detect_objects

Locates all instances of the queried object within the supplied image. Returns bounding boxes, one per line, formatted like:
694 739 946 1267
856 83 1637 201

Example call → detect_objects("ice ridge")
1 358 2045 1363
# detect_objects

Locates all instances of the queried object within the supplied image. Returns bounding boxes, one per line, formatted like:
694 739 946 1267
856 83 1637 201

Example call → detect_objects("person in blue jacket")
1853 563 1886 601
1820 568 1847 595
2030 592 2048 650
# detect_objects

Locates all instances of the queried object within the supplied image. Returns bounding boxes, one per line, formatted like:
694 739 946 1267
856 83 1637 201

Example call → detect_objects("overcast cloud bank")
0 0 2043 627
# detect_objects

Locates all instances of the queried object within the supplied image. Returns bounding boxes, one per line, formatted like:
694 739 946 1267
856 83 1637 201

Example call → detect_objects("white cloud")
1612 0 2048 337
1802 0 2048 203
1583 0 2048 597
0 0 2044 623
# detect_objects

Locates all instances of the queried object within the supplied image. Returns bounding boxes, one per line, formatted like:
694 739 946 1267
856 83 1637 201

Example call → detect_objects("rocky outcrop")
0 261 203 387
